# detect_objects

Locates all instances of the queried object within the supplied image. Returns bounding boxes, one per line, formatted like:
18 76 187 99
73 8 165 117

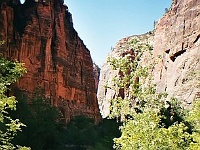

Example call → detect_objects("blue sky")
65 0 172 66
20 0 172 66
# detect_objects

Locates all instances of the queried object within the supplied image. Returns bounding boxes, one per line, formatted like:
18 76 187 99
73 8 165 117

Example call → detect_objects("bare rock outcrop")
0 0 101 122
93 63 100 91
153 0 200 106
98 0 200 117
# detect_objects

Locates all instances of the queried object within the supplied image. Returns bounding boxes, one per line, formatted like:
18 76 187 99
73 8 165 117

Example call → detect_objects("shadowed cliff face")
0 0 101 122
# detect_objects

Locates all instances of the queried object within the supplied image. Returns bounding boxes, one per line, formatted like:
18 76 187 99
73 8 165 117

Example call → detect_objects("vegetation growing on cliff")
0 56 28 150
107 38 200 150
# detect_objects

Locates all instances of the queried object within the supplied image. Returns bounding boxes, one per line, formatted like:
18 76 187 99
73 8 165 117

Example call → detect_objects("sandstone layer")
153 0 200 106
98 0 200 117
0 0 101 121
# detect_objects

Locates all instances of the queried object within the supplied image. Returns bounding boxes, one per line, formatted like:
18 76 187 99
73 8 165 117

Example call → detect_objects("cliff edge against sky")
98 0 200 117
0 0 101 121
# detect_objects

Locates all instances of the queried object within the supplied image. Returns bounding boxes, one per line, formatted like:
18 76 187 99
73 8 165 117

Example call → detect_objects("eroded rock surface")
0 0 101 121
98 0 200 117
93 63 100 91
97 33 154 118
153 0 200 106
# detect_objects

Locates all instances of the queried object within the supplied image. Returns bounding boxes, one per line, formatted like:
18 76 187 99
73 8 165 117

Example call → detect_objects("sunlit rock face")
153 0 200 107
98 0 200 117
0 0 101 122
97 33 154 118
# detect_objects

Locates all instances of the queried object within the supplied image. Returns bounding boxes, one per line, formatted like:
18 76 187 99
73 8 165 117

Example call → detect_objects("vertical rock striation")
153 0 200 106
98 0 200 117
0 0 101 121
93 63 100 91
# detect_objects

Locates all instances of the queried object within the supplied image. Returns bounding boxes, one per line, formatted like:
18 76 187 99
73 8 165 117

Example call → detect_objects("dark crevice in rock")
170 49 186 62
183 19 186 36
13 5 27 36
160 67 163 79
174 76 179 86
193 34 200 44
104 88 107 95
51 13 57 72
40 37 47 72
165 49 170 54
80 61 83 84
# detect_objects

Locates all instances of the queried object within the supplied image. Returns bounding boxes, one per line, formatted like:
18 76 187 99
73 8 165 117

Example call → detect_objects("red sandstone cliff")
0 0 101 121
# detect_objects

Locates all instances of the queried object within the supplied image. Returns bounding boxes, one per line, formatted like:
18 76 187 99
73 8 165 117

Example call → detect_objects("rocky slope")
98 0 200 117
0 0 101 122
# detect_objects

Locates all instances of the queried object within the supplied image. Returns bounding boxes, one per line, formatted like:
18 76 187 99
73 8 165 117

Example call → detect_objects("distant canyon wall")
98 0 200 117
0 0 101 121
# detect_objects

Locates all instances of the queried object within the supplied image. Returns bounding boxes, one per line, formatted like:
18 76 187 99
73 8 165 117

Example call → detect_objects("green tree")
87 119 121 150
0 57 29 150
64 116 120 150
106 38 199 150
187 99 200 149
11 88 66 150
64 115 97 149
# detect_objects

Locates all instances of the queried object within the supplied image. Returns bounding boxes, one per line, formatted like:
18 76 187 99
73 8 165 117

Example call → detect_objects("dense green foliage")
10 88 66 150
11 88 120 150
65 116 121 150
107 38 200 150
186 99 200 150
0 57 29 150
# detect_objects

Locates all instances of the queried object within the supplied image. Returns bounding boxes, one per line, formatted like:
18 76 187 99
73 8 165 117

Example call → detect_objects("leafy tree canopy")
106 38 200 150
0 54 28 149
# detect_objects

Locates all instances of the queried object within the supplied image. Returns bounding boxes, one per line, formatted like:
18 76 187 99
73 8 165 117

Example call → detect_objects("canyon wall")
97 33 154 118
153 0 200 106
93 63 100 91
98 0 200 117
0 0 101 121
